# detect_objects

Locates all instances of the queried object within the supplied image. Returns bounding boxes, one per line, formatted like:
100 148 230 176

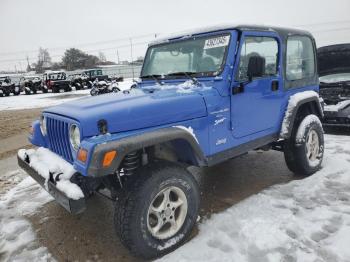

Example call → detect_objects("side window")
286 36 315 80
238 36 278 80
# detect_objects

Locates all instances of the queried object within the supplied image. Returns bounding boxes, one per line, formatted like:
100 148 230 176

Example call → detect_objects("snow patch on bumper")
18 147 84 200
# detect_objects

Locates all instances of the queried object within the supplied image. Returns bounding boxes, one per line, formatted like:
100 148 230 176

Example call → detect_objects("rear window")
286 36 315 80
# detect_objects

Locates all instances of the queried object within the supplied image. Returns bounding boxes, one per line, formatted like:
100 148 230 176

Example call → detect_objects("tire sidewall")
296 118 324 174
130 167 199 257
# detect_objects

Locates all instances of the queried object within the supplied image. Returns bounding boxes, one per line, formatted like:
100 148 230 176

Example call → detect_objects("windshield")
48 73 66 80
320 73 350 83
141 34 230 78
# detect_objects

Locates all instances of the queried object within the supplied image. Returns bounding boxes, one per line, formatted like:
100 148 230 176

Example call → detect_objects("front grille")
46 117 74 163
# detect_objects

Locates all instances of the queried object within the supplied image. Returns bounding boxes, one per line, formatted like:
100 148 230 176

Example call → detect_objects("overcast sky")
1 0 350 71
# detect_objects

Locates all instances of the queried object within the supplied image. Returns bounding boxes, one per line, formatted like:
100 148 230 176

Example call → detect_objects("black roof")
150 24 313 45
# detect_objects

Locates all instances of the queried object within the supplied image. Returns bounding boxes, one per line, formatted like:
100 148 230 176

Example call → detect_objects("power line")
0 33 156 56
0 40 150 64
294 19 350 28
311 26 350 33
1 22 350 65
3 20 349 57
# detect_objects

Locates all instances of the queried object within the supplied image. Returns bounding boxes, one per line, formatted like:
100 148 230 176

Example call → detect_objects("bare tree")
98 52 107 62
35 47 52 73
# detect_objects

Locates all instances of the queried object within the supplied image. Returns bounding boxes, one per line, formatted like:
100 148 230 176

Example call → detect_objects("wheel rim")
147 186 188 240
306 129 320 161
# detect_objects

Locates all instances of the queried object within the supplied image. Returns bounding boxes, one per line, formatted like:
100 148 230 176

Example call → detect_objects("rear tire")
65 85 72 92
284 114 324 176
114 161 200 259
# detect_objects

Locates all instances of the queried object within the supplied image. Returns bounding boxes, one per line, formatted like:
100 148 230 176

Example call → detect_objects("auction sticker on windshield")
204 35 230 49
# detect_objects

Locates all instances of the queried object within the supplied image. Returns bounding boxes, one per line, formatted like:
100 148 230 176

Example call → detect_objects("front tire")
284 114 324 176
114 161 200 259
90 88 98 96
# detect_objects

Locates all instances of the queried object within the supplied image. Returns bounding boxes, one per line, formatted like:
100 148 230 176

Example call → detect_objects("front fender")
85 127 206 177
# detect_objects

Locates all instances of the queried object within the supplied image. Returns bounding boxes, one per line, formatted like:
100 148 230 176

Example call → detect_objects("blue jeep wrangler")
18 25 324 259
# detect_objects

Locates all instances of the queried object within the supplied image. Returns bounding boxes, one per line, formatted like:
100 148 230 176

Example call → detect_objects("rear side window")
286 36 315 80
237 36 279 80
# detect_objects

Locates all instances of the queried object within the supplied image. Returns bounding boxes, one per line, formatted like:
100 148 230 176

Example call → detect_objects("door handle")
232 85 244 95
271 80 279 91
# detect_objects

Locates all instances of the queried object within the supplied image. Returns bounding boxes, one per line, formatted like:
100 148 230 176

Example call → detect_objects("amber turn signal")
102 150 117 167
77 148 88 163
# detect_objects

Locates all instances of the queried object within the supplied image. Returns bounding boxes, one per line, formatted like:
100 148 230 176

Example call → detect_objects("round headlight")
40 115 47 136
69 124 81 151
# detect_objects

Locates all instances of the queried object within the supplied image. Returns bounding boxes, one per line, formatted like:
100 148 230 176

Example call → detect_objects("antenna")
130 38 135 79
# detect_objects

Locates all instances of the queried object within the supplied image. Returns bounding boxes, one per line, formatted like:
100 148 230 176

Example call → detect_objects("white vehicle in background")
90 79 120 96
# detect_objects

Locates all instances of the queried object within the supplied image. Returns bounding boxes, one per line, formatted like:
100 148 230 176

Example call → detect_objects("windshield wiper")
140 74 163 85
165 72 201 86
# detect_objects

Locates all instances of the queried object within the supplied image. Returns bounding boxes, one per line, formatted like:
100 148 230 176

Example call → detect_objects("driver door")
231 32 284 138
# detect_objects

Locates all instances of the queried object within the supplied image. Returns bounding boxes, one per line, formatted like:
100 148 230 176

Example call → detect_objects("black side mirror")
247 55 266 81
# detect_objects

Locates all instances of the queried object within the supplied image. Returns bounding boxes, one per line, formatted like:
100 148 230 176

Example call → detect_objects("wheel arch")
281 96 323 139
87 127 207 177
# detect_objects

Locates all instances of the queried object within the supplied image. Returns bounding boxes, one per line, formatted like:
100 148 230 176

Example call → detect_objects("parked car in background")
69 73 89 90
19 76 47 95
318 44 350 128
0 76 20 96
84 69 109 84
43 71 72 93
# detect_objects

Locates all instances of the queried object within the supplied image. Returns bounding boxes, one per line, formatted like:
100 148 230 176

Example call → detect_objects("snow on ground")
0 89 91 111
161 134 350 262
0 78 135 111
0 172 53 261
1 134 350 261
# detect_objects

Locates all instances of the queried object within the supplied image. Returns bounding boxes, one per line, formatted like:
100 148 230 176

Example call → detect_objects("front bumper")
323 104 350 127
17 155 86 214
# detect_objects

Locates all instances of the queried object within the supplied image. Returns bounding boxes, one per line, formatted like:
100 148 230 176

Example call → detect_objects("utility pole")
26 55 30 71
117 49 120 64
130 38 135 79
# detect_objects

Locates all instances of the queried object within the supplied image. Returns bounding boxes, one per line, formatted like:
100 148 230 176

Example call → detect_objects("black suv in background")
43 71 72 93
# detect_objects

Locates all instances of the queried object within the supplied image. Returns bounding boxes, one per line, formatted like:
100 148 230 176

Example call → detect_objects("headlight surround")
40 115 47 136
69 124 81 151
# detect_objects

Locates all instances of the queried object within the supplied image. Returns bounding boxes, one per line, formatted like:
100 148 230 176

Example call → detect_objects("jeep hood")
318 44 350 76
45 87 207 137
